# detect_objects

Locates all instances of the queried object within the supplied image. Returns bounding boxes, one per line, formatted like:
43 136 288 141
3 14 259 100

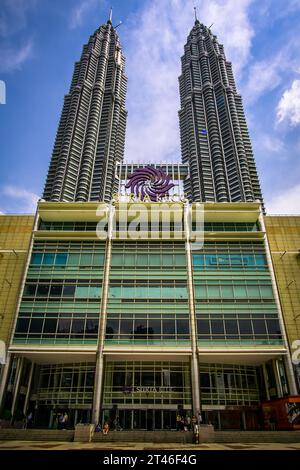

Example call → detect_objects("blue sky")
1 0 300 214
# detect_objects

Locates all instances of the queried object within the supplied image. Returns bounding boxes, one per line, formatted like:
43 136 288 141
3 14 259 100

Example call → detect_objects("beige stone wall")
0 215 34 345
265 216 300 348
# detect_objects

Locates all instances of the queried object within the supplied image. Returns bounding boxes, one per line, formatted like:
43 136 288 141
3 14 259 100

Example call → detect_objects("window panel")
43 253 55 265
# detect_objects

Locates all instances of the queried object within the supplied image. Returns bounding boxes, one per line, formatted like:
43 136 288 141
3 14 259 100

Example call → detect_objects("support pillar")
262 363 270 400
92 353 104 424
272 359 283 397
184 203 201 414
23 362 34 415
11 357 24 418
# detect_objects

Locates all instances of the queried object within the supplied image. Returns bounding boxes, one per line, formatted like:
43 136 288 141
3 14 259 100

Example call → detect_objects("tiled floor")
0 441 300 451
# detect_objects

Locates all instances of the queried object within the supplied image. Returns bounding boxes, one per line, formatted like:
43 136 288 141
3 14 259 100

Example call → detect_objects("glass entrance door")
118 409 177 430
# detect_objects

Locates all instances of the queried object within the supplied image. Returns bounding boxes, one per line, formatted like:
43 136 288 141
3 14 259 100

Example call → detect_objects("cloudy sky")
1 0 300 214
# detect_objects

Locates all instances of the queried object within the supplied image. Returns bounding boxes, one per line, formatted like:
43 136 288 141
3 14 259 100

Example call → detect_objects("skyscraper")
43 14 127 203
0 14 298 438
179 19 263 205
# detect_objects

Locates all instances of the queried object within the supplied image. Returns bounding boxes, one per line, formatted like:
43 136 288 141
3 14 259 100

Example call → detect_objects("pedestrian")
62 412 68 429
26 412 33 429
103 422 110 434
197 413 203 426
176 413 181 431
193 423 199 444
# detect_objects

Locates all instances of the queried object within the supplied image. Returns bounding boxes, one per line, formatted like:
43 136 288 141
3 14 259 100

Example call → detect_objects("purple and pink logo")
125 166 175 201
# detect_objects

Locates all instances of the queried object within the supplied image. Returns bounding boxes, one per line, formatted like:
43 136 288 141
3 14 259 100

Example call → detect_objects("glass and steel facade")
0 201 296 430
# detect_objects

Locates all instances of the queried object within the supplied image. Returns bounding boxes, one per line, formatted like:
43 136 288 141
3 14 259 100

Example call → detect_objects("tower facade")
43 18 127 203
179 20 263 205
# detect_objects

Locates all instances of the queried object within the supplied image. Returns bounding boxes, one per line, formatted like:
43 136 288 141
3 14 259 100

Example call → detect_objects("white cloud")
259 134 284 154
277 80 300 126
69 0 98 30
124 0 254 163
242 50 286 104
0 0 37 38
267 183 300 214
1 186 39 213
0 40 33 73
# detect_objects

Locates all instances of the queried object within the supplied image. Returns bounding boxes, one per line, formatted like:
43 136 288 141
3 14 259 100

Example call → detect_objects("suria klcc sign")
125 166 176 202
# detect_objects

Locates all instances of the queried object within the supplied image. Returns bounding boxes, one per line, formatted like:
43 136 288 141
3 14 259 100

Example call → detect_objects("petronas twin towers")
43 14 263 205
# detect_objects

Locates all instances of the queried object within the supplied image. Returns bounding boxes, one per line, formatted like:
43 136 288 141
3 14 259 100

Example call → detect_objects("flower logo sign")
125 166 175 201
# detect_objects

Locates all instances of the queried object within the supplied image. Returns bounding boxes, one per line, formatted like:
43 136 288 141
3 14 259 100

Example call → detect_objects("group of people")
176 413 202 432
94 416 122 434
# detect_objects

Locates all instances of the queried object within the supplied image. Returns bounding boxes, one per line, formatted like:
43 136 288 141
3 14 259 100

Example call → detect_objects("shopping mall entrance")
117 409 177 430
102 360 192 430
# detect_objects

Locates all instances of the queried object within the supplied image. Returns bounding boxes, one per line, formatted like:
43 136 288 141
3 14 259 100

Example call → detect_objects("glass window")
194 285 206 299
200 373 210 388
176 320 189 334
43 318 57 334
71 319 85 333
29 318 44 333
239 320 253 334
75 286 89 298
255 254 266 266
67 253 80 265
247 286 260 298
260 285 274 299
193 254 204 267
93 254 104 266
148 319 161 335
120 319 133 335
234 285 247 299
211 320 224 334
36 284 50 296
24 284 36 296
253 320 267 335
163 320 175 334
55 253 67 265
266 319 281 335
43 253 55 265
162 254 173 266
174 254 186 266
224 319 238 335
197 319 210 334
106 320 119 338
63 285 76 297
207 285 220 299
57 319 71 334
123 254 134 265
50 285 63 297
31 253 43 265
89 286 101 298
86 319 98 334
15 318 30 333
221 285 234 299
80 253 93 265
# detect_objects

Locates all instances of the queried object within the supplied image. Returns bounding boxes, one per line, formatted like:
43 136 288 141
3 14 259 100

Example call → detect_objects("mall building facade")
0 197 297 430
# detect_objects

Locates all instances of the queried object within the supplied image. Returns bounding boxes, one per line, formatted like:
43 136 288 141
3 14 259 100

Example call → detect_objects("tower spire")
108 6 112 23
194 6 197 22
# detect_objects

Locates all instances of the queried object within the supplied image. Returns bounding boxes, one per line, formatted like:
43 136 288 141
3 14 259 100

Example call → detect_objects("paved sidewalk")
0 441 300 450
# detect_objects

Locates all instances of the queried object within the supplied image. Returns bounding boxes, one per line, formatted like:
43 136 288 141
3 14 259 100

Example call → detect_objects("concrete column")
0 352 12 410
11 357 24 417
23 362 35 415
184 203 201 414
283 355 298 395
92 352 104 424
262 363 270 400
92 203 114 424
272 359 283 397
259 209 298 395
